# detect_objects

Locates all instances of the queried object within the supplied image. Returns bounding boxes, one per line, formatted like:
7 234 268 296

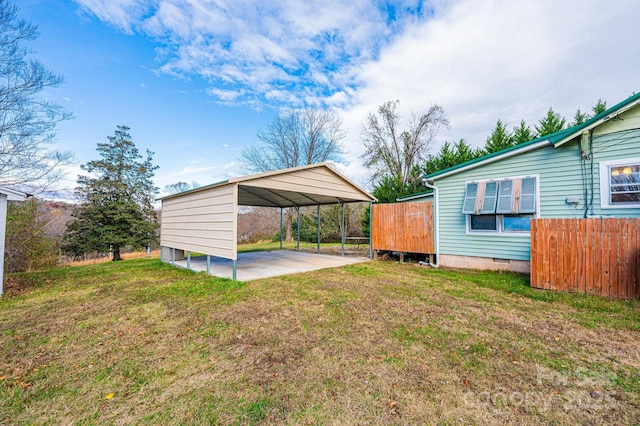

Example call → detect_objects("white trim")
554 99 640 147
426 141 549 182
0 186 27 202
599 157 640 209
396 192 433 202
423 180 440 267
465 214 533 237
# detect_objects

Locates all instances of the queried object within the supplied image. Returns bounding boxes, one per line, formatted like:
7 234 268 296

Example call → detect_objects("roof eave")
0 186 29 201
552 97 640 147
397 191 433 202
158 179 231 201
424 140 551 182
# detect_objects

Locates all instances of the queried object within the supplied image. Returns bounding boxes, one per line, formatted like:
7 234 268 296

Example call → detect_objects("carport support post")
186 251 191 270
296 206 300 251
206 255 211 275
279 208 283 250
171 248 175 264
341 202 345 257
369 201 373 259
232 259 237 280
317 205 321 254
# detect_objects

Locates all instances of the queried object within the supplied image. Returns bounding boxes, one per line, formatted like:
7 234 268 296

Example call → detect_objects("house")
0 186 28 295
402 92 640 273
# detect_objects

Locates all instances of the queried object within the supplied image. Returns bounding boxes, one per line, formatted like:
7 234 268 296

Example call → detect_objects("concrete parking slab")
172 250 370 281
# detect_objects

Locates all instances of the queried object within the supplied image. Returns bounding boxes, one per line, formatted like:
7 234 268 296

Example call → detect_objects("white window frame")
599 158 640 209
465 174 540 236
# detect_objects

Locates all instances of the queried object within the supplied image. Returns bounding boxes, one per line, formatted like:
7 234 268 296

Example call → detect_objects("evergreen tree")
452 139 482 163
592 99 607 115
63 126 158 261
571 109 589 126
423 141 455 176
535 107 566 136
423 139 483 176
371 169 426 203
484 119 513 153
512 120 536 144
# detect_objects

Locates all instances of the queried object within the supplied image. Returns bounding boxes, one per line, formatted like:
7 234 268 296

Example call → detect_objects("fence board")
530 220 538 287
593 219 603 297
531 218 640 299
372 202 434 254
585 219 593 294
577 219 586 294
539 216 550 289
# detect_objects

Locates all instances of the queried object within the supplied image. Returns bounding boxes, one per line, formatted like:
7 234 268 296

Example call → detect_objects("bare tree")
240 107 346 240
361 100 449 187
163 181 200 195
241 107 345 173
0 0 73 190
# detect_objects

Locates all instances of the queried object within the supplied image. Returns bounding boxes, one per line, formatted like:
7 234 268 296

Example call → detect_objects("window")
503 214 534 232
470 214 498 231
600 159 640 208
463 176 538 234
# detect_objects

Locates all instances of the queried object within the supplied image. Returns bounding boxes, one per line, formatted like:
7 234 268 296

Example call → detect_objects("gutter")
422 179 440 267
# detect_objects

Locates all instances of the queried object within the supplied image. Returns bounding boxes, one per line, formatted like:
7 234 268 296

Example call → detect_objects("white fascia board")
0 187 27 201
553 99 640 147
396 193 433 202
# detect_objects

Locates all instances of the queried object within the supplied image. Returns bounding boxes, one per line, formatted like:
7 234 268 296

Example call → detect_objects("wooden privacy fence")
530 218 640 299
372 202 434 254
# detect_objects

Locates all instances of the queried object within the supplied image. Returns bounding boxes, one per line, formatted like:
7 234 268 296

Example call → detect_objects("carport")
159 163 376 280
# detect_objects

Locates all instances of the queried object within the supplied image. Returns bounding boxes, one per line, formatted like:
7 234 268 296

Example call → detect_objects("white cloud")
73 0 417 105
75 0 148 34
337 0 640 183
75 0 640 186
207 88 245 102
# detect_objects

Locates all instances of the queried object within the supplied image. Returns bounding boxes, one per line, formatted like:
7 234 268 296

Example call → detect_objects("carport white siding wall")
160 183 238 260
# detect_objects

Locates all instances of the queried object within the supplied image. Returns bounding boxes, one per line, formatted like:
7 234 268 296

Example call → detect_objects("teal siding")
432 128 640 261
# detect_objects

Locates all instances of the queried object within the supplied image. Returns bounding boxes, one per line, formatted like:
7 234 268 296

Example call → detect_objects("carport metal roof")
159 162 376 207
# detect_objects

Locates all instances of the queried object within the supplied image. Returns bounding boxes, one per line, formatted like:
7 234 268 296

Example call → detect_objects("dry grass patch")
1 258 639 424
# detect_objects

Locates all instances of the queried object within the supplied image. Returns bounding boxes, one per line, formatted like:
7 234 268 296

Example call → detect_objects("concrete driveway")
172 250 370 281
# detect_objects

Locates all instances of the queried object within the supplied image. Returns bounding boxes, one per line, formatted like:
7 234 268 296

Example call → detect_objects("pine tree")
453 139 482 163
512 120 535 144
535 108 566 136
63 126 158 261
484 119 513 153
571 109 589 126
592 99 607 115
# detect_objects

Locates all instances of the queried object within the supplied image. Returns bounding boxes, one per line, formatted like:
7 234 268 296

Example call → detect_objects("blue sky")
19 0 640 198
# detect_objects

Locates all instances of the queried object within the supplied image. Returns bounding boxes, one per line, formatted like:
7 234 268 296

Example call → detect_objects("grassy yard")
1 256 639 425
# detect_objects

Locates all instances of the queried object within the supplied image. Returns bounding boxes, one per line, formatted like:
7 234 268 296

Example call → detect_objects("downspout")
422 179 440 267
